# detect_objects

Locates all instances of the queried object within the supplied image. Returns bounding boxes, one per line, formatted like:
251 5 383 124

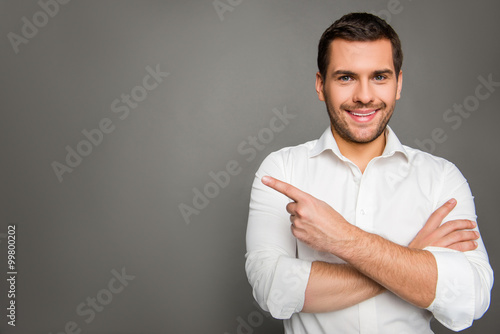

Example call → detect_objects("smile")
347 110 377 117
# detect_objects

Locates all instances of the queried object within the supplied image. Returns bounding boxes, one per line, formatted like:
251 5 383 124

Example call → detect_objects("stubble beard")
325 96 395 144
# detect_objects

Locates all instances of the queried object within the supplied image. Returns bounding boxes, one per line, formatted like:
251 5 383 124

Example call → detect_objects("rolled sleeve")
245 251 311 319
245 150 312 319
425 247 475 330
424 162 494 331
425 246 493 331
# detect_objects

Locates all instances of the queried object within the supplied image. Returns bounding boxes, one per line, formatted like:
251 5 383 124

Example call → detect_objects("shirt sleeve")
245 151 312 319
424 162 494 331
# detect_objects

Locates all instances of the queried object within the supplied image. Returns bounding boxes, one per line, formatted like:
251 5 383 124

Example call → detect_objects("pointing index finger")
262 176 305 202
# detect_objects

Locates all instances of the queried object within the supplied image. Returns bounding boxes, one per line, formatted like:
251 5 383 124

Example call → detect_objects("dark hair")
317 12 403 80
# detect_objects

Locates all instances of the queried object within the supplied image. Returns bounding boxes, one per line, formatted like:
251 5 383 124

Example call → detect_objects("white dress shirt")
245 126 493 333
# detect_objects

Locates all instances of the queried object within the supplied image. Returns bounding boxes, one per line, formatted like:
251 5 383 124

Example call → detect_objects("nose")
353 80 374 104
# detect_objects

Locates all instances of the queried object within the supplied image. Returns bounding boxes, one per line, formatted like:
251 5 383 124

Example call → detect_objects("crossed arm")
261 175 480 312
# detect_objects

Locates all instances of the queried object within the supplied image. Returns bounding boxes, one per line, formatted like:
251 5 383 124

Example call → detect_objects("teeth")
350 110 376 117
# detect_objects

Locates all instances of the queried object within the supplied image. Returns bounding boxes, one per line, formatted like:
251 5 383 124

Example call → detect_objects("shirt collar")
309 125 409 162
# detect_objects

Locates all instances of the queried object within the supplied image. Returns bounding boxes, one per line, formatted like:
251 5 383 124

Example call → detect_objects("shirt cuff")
266 256 312 319
424 246 475 331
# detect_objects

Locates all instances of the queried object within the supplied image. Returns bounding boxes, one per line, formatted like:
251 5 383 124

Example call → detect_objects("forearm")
302 261 385 313
334 227 437 308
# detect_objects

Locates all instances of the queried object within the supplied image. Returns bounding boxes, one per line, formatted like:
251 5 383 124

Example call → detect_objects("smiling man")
245 13 493 333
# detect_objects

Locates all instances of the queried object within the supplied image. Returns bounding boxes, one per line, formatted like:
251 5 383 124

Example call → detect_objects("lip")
345 109 379 122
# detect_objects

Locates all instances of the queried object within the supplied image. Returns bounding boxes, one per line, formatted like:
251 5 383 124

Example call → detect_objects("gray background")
1 0 499 333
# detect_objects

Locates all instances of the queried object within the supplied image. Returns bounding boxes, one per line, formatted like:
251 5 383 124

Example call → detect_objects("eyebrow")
373 69 394 77
331 70 356 77
331 68 394 77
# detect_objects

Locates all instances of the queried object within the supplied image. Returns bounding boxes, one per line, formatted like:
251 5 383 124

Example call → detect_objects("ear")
396 70 403 100
315 72 326 101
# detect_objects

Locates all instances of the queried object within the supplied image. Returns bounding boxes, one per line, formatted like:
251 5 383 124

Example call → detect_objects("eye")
374 75 386 81
339 76 352 82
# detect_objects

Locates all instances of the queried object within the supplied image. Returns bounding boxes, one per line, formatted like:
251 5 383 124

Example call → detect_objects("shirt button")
360 209 366 215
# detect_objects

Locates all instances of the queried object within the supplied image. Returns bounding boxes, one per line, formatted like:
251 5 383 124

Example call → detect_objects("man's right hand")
409 198 479 252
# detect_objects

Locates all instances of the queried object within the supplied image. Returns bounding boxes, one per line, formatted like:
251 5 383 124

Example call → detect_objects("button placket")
355 170 374 232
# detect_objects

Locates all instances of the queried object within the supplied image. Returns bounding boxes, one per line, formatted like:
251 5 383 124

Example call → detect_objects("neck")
331 126 387 173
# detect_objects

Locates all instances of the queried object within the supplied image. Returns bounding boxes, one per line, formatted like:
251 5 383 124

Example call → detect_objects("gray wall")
1 0 499 333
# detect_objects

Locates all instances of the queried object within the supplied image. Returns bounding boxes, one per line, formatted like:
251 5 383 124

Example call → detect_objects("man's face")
316 38 403 144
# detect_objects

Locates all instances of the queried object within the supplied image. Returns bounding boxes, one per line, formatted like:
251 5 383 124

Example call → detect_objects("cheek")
376 86 398 103
326 86 351 106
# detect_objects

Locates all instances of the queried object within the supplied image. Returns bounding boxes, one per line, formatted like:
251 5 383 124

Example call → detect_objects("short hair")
317 12 403 80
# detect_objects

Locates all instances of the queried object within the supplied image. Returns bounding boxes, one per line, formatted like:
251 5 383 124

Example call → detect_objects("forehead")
328 38 394 73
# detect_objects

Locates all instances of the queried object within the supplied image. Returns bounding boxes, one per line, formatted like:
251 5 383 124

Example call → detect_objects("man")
245 13 493 333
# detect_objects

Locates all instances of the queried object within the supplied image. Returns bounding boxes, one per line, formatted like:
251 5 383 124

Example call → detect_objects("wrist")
327 223 365 259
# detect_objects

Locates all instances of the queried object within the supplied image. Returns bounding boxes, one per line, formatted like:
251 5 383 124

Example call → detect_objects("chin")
347 127 385 144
